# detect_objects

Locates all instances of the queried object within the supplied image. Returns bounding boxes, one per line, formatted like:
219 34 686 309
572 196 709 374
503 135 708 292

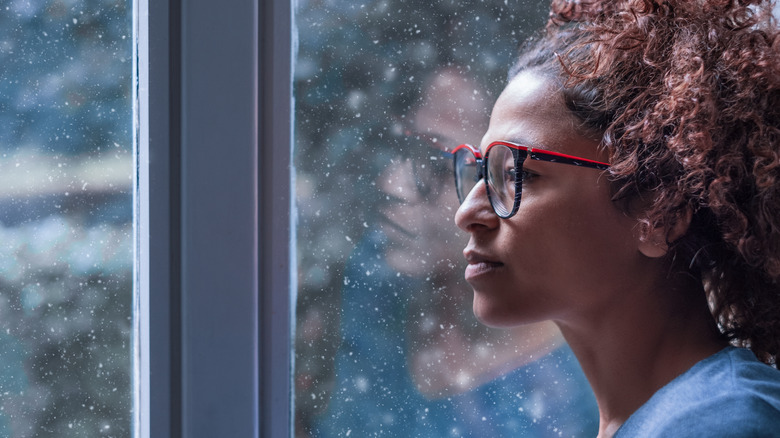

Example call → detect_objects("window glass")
294 1 598 436
0 0 133 436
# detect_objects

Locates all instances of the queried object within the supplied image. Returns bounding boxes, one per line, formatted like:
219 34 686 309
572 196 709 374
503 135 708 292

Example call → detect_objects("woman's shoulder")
615 347 780 437
724 346 780 384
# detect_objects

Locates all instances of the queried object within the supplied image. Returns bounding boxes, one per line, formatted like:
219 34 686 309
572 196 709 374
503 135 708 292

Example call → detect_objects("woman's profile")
453 0 780 436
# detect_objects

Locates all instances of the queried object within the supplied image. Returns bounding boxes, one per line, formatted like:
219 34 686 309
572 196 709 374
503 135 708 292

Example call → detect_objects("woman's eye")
520 170 536 184
503 166 517 183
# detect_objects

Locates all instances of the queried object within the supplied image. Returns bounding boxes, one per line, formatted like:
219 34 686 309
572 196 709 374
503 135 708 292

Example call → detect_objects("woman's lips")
463 251 504 281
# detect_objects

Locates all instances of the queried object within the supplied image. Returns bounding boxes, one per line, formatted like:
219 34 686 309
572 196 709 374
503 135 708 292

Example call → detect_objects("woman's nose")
454 180 499 233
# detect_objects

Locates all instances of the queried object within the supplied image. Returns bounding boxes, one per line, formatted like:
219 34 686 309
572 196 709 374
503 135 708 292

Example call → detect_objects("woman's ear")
638 208 693 258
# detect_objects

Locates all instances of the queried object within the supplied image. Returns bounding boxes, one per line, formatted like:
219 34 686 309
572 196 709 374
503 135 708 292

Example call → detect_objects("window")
2 0 294 436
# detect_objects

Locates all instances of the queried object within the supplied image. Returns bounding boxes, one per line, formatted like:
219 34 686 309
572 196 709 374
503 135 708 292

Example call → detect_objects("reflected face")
377 149 462 276
378 69 487 277
454 71 643 328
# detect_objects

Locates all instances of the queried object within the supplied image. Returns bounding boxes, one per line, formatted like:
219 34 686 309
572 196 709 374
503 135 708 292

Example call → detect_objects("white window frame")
137 0 293 436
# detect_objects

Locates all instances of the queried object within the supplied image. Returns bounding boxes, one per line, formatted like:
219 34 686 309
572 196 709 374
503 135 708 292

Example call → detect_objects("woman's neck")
556 275 728 438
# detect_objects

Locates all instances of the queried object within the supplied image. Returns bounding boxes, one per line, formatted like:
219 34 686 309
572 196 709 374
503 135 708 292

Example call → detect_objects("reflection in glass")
0 1 133 436
295 1 598 436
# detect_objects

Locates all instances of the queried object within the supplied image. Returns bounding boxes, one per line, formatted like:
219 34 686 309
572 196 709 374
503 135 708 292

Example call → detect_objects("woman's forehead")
480 71 604 162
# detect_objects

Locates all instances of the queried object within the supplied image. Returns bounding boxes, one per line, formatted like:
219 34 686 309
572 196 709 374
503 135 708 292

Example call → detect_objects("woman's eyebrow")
505 137 550 152
498 130 540 146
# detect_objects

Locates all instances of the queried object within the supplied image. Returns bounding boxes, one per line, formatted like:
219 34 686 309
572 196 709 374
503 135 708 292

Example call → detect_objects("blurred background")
0 0 132 436
294 1 599 437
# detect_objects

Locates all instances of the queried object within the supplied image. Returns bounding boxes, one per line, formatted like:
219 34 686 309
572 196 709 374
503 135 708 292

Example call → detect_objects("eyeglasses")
453 141 610 218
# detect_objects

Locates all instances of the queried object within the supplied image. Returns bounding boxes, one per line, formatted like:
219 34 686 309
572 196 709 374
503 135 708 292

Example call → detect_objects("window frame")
138 0 293 436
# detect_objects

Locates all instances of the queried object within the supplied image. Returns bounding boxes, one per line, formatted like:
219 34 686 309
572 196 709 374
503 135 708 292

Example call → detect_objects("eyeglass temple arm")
528 149 609 170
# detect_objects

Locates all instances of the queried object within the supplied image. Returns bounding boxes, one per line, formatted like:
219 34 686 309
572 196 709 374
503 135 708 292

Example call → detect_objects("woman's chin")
472 300 518 328
471 294 542 328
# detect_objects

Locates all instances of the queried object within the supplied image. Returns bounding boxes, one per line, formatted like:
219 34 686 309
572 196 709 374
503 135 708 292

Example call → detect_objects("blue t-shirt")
616 346 780 437
312 230 598 437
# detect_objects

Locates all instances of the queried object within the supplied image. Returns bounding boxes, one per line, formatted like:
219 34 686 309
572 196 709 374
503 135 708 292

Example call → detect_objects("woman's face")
455 70 645 328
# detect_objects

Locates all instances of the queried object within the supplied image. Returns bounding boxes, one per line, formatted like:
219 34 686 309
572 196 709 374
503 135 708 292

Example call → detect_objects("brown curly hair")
510 0 780 366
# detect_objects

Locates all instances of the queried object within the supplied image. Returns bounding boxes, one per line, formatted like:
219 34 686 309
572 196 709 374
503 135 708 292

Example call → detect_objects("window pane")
294 1 598 437
0 1 133 436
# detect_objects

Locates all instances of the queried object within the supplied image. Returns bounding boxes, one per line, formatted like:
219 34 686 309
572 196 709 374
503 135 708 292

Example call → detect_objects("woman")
453 0 780 436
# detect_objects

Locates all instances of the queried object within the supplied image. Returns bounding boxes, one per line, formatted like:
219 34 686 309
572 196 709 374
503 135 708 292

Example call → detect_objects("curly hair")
511 0 780 366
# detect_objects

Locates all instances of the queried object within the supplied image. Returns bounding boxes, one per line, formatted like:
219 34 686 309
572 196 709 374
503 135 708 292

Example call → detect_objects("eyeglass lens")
486 144 520 218
454 144 523 218
454 149 479 203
